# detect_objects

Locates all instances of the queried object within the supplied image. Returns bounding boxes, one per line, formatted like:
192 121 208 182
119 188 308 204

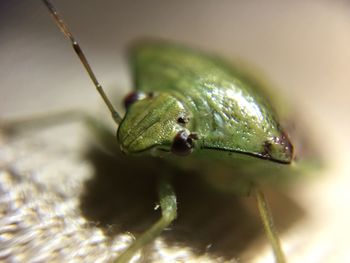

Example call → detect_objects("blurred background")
0 0 350 262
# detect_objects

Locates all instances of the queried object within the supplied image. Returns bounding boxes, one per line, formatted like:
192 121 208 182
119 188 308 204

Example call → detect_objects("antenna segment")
42 0 122 124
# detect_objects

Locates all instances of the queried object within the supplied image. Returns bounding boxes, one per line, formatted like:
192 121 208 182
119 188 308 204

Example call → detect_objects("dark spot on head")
261 140 272 158
171 130 196 156
177 116 190 124
283 134 294 158
123 91 146 109
273 132 294 157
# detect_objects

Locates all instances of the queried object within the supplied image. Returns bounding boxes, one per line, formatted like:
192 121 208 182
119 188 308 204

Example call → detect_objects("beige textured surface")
1 0 350 262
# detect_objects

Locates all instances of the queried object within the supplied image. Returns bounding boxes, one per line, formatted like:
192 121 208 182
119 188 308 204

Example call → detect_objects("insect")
3 0 320 262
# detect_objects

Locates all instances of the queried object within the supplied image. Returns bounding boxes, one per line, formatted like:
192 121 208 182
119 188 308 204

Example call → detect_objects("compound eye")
123 92 146 109
171 130 194 156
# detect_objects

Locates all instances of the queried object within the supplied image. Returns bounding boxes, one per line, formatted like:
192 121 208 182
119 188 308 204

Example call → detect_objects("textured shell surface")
118 42 293 169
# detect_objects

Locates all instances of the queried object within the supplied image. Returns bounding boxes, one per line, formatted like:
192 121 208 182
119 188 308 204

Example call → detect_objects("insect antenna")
42 0 122 125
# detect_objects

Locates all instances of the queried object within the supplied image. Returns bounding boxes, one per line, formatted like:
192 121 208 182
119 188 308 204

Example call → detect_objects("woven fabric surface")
1 122 268 263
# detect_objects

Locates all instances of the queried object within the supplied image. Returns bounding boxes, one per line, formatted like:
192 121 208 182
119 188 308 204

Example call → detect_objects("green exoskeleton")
38 0 318 262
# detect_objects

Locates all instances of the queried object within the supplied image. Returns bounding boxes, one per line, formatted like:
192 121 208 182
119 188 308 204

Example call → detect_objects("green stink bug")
4 1 320 262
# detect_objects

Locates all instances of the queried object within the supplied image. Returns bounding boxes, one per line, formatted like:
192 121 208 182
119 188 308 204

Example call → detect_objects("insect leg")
115 175 177 263
0 110 118 154
254 186 286 263
0 110 84 135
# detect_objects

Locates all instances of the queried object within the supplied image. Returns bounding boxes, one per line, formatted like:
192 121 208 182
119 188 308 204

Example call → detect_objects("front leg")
0 109 119 155
254 185 286 263
115 175 177 263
